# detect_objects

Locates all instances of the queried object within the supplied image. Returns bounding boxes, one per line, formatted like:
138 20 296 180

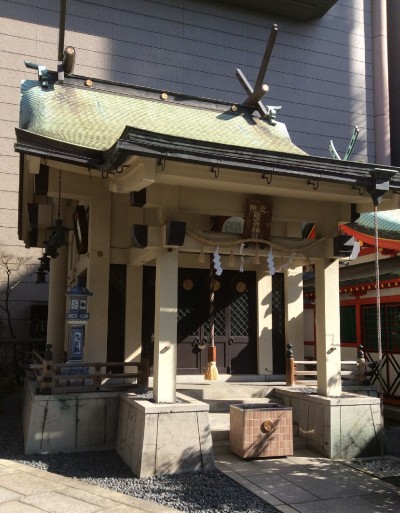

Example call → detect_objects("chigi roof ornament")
329 125 360 160
235 24 281 125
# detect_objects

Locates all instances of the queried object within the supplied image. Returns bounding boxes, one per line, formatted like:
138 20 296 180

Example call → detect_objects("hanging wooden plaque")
243 199 272 240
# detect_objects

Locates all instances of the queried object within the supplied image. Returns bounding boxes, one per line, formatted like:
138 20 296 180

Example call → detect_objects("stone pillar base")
116 392 215 477
23 381 120 454
274 387 382 459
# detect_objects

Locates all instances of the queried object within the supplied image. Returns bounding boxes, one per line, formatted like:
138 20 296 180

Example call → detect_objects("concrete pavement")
1 449 400 513
216 449 400 513
0 458 181 513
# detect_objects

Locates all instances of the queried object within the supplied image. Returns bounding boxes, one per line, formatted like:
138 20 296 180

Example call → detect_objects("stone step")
213 440 231 456
210 412 230 442
177 382 276 412
175 374 286 384
207 397 282 413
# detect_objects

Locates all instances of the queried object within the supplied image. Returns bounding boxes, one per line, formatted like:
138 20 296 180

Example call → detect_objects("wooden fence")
285 344 377 387
28 344 149 394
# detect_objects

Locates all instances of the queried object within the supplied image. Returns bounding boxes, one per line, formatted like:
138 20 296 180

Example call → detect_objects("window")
340 306 356 343
387 304 400 351
362 303 400 352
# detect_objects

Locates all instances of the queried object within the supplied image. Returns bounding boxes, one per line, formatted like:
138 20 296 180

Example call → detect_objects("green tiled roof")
340 209 400 250
20 80 307 156
355 210 400 235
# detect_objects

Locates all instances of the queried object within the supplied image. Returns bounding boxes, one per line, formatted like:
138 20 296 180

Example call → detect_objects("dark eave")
15 128 124 171
214 0 338 21
116 128 400 189
304 256 400 289
15 125 400 191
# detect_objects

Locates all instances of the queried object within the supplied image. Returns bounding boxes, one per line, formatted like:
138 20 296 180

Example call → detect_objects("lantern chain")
374 205 385 459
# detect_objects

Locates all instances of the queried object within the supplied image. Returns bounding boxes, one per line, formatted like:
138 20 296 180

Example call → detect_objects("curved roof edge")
340 210 400 252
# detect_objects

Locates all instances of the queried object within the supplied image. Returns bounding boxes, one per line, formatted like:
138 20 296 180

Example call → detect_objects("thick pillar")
256 271 273 375
153 249 178 403
314 258 341 396
85 187 111 361
284 266 304 361
46 245 68 362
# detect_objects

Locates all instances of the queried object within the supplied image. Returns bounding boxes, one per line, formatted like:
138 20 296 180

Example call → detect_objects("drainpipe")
387 0 400 167
371 0 391 165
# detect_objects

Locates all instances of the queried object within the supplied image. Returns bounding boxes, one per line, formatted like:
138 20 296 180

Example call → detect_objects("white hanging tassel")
350 239 360 260
213 246 223 275
267 248 275 275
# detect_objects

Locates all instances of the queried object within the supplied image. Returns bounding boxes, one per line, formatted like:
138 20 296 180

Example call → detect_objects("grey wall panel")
2 0 376 162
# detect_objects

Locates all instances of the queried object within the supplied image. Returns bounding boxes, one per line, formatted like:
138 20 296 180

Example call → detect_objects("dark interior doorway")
142 267 258 374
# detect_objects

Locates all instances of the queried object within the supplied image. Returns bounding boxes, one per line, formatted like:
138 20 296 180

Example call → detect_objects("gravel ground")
0 390 279 513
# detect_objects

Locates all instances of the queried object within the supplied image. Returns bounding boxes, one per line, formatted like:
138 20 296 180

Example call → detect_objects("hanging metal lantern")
38 254 51 272
43 218 68 258
43 170 69 257
35 266 47 284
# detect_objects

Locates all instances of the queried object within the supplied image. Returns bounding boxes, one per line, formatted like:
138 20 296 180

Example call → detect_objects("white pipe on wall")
371 0 391 165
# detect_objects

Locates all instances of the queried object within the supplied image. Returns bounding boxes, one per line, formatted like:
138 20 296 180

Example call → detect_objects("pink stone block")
230 403 293 459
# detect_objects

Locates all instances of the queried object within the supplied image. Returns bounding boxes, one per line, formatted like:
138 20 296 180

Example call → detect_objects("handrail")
286 344 373 387
28 344 149 394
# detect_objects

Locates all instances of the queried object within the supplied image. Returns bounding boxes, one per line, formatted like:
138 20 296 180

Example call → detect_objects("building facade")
2 0 400 392
304 210 400 403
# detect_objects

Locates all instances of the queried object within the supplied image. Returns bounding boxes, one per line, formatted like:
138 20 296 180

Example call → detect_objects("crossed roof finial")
236 24 281 125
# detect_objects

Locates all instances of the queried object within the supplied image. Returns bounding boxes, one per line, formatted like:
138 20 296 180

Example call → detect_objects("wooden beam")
108 160 155 193
236 24 278 115
243 83 269 107
254 24 278 92
235 69 268 116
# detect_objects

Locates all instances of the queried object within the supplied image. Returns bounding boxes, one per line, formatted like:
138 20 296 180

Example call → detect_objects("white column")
284 266 304 361
85 188 111 361
256 271 273 375
315 258 342 396
46 245 68 363
153 249 178 403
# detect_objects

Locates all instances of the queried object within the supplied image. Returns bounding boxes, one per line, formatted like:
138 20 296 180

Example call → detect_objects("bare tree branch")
0 250 32 340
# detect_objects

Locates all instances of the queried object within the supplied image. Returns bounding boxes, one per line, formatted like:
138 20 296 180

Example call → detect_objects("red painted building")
304 210 400 404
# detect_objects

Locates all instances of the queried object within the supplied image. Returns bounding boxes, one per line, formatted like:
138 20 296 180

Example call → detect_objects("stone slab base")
115 392 215 477
274 387 382 459
23 381 120 454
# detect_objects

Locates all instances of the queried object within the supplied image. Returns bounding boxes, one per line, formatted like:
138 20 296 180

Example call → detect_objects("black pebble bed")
0 391 280 513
